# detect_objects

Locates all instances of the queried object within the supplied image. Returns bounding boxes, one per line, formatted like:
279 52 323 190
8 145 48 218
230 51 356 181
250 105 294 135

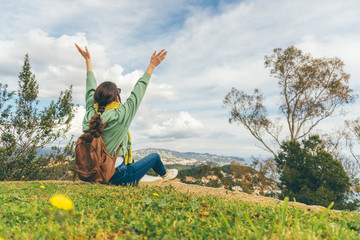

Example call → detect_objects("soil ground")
141 179 337 212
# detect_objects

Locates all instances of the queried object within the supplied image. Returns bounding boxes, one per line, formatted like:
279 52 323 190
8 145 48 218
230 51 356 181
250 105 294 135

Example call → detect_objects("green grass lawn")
0 181 359 239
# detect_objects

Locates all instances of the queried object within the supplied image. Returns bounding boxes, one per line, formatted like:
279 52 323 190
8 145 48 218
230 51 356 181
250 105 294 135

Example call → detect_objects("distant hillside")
133 148 245 166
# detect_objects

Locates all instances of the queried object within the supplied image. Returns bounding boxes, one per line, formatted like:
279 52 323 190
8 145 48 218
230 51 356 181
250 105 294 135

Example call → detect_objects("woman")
75 43 177 185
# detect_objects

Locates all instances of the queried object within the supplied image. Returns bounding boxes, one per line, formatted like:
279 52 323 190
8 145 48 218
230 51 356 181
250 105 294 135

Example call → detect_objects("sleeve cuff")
87 71 94 77
143 72 151 79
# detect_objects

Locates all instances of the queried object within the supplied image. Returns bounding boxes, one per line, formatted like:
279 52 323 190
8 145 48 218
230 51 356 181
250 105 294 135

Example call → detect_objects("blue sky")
1 0 360 159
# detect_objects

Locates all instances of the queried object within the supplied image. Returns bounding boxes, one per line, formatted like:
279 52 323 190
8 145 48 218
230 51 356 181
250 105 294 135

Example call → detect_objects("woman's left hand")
75 43 91 62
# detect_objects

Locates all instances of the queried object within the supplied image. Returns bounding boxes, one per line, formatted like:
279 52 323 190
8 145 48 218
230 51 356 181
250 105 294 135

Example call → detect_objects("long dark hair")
89 81 118 138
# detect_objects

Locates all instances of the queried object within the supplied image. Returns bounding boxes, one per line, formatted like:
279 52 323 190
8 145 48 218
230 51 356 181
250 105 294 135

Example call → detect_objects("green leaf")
143 196 152 205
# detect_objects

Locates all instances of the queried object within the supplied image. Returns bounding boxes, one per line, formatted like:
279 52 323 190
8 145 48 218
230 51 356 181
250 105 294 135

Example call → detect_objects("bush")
276 135 358 210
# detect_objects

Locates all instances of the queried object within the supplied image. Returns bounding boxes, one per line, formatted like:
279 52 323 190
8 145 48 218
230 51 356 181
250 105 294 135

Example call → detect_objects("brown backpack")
75 124 122 183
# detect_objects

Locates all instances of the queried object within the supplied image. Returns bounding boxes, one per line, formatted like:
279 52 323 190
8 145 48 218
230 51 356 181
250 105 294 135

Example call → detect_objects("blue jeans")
109 153 166 186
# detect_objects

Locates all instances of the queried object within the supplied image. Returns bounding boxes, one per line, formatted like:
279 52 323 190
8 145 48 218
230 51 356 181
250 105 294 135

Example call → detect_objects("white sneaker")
162 169 178 182
139 175 163 186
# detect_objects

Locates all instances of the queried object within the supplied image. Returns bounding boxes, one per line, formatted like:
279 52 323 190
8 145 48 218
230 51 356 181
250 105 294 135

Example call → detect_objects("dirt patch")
156 180 339 212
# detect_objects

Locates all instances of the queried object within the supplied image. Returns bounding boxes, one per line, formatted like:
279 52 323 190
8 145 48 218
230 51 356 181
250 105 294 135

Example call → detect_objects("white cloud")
96 65 178 103
135 111 204 140
296 35 360 89
1 0 360 158
67 105 86 138
0 29 178 104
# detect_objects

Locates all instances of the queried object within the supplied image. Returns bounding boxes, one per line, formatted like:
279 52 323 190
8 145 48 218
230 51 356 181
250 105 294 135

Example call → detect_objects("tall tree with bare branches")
223 46 356 158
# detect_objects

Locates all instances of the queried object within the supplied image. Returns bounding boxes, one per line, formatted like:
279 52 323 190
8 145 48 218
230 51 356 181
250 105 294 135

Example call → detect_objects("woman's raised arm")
75 43 92 72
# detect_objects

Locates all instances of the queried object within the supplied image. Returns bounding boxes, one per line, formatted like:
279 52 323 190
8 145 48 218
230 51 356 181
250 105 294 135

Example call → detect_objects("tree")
343 118 360 201
223 46 356 158
345 118 360 167
0 54 76 180
250 157 277 183
276 135 357 210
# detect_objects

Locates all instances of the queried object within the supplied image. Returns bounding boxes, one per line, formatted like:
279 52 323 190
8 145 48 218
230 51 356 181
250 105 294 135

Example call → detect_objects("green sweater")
82 71 151 157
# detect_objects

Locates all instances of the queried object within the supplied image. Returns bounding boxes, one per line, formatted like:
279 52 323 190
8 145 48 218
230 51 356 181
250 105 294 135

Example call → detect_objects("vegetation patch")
0 181 359 239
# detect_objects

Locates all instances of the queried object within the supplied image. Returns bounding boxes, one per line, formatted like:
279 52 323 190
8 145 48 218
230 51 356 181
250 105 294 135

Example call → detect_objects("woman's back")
75 44 177 186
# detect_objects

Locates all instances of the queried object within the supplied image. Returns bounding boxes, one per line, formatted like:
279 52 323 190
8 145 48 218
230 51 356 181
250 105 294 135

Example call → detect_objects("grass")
0 181 359 239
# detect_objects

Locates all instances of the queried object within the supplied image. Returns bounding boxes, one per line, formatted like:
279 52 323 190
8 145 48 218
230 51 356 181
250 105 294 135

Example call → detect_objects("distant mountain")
133 148 245 166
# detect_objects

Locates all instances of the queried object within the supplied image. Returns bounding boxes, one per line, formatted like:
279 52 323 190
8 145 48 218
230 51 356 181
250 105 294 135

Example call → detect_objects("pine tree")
0 54 76 180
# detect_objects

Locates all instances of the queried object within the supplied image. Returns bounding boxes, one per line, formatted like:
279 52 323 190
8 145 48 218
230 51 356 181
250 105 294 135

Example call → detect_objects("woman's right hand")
75 43 91 62
149 49 167 68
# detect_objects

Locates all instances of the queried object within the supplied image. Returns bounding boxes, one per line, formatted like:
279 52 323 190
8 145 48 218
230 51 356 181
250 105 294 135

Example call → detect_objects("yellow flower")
153 193 159 197
49 194 74 210
40 185 45 189
21 176 25 179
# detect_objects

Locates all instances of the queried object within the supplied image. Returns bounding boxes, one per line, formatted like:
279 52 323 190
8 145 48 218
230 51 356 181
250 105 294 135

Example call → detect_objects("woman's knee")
149 152 160 160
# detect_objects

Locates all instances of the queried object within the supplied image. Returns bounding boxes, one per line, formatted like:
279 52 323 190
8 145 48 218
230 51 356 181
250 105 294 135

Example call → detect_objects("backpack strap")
96 139 123 183
102 120 109 131
114 142 123 159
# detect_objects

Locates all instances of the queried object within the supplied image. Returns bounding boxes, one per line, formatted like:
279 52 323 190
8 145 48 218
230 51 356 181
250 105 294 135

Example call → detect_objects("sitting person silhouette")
75 43 177 185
